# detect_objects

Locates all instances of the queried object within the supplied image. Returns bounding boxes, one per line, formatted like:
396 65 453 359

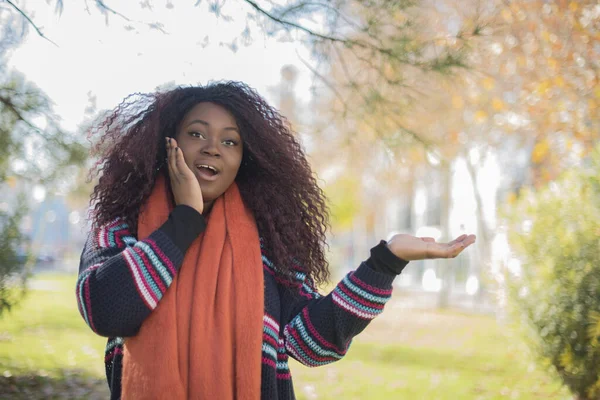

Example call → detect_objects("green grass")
0 274 108 399
0 274 570 399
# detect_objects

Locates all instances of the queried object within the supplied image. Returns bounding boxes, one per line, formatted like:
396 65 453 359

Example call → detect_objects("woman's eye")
189 131 206 139
223 139 238 146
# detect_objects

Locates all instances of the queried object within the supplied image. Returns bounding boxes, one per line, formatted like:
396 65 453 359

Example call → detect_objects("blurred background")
0 0 599 399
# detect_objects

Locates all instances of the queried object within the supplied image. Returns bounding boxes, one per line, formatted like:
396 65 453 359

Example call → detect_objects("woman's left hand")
387 233 476 261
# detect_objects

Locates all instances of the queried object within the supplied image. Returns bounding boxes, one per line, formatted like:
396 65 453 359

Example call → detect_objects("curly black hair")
88 81 330 285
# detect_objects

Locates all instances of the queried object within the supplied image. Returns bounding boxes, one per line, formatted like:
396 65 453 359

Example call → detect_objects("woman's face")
175 102 244 211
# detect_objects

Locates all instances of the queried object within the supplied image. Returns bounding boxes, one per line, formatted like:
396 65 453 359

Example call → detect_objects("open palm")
387 234 476 261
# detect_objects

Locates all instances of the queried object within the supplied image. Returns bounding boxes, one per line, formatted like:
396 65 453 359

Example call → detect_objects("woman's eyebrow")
186 119 239 133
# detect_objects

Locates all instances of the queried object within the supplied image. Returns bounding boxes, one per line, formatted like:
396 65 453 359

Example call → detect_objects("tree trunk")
437 160 453 309
464 155 493 309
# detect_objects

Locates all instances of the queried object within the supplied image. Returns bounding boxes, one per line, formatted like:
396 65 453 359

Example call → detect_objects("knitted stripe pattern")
77 216 396 400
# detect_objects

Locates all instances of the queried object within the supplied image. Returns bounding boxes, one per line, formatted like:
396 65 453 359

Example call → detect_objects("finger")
447 235 476 258
168 148 181 183
167 146 177 182
175 146 189 175
420 237 436 243
166 137 173 168
449 234 468 246
464 234 477 247
169 138 180 175
454 234 476 247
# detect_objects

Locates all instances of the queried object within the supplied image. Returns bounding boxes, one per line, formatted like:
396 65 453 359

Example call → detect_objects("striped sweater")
77 205 408 400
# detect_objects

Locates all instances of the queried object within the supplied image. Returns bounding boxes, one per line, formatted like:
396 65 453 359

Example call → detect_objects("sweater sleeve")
76 205 206 338
280 243 406 367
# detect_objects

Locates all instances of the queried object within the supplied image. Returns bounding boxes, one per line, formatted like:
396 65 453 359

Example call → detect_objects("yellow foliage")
566 139 573 150
492 98 505 111
594 87 600 99
451 95 464 109
409 148 425 163
559 345 574 369
569 1 578 12
588 380 600 399
541 31 551 42
6 176 17 188
501 8 513 23
474 110 488 123
537 80 551 94
393 12 407 23
324 176 362 231
554 76 565 88
541 168 551 182
588 311 600 347
532 140 550 163
482 77 495 91
547 58 558 71
384 63 395 79
506 191 517 205
449 131 459 143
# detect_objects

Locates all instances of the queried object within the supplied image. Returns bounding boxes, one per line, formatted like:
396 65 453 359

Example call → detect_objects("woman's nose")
201 139 220 157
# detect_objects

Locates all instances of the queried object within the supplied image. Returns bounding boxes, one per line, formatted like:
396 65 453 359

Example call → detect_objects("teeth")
195 164 218 173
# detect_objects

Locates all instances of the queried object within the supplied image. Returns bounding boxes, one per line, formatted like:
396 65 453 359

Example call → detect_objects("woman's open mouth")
194 164 219 181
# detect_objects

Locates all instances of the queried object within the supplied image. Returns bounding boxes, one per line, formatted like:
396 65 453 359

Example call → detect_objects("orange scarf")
121 176 264 399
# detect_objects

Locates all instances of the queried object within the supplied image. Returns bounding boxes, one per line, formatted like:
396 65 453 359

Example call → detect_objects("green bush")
0 205 28 316
505 148 600 399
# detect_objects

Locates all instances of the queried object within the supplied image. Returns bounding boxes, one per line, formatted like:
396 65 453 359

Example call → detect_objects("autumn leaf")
474 110 488 123
492 98 505 111
532 140 550 163
554 76 565 88
569 1 578 12
482 77 495 91
506 192 517 205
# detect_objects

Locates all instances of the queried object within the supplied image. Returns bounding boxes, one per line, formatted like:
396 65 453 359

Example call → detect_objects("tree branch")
243 0 349 43
0 95 51 140
94 0 131 21
4 0 58 46
294 49 347 114
278 1 362 33
243 0 428 69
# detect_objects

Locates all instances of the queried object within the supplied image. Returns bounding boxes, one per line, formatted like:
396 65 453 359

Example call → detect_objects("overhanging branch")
4 0 58 46
243 0 350 44
0 95 52 140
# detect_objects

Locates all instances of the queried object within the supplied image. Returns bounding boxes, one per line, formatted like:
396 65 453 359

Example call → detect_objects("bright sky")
8 1 315 131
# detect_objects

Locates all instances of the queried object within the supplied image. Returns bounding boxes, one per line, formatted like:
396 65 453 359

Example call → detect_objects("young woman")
76 81 475 400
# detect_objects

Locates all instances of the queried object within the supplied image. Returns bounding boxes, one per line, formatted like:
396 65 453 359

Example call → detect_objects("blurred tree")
504 146 600 400
442 0 600 189
318 0 598 306
408 0 600 306
272 65 300 128
309 0 483 214
304 0 486 305
0 9 87 316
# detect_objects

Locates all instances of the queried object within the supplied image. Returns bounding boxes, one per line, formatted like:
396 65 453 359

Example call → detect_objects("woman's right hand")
166 137 204 215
